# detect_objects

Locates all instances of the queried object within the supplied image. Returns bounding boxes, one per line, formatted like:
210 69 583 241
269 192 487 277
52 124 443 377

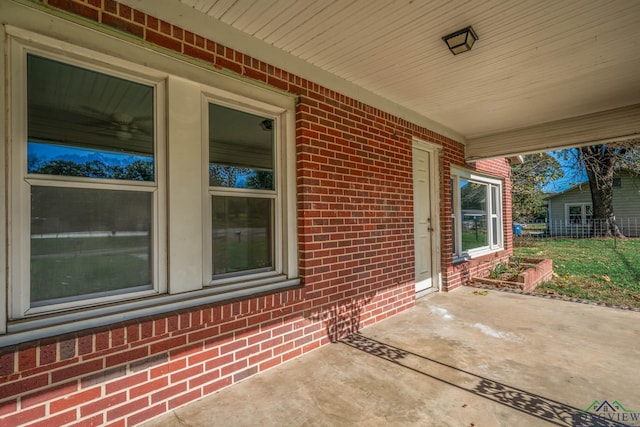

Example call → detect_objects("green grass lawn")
212 237 271 276
31 236 151 303
514 238 640 308
461 229 487 251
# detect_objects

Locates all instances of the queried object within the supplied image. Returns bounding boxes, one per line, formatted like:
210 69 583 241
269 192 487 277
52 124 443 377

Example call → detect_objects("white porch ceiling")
126 0 640 155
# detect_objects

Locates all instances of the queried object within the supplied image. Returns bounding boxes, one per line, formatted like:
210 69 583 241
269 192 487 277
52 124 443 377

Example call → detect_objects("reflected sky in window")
28 142 153 181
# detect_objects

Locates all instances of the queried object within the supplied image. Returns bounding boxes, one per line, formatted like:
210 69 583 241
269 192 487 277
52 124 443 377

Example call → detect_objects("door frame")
412 138 442 296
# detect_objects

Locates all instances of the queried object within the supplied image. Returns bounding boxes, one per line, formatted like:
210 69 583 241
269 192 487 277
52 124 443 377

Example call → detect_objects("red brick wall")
0 1 512 426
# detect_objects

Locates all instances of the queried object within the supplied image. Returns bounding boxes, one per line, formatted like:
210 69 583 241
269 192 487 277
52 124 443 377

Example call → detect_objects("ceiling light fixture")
442 26 478 55
260 119 273 131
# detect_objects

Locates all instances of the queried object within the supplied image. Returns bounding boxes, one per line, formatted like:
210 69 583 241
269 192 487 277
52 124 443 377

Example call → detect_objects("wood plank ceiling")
132 0 640 155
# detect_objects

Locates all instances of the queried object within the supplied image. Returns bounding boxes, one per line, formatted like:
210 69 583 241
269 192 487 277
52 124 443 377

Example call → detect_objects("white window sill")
453 246 503 264
2 275 300 347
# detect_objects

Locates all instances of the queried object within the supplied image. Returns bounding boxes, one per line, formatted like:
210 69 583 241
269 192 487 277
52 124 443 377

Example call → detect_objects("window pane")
568 205 583 224
451 178 456 255
460 179 487 251
491 186 499 214
31 187 152 305
27 54 154 181
491 186 500 246
212 196 273 277
209 103 273 189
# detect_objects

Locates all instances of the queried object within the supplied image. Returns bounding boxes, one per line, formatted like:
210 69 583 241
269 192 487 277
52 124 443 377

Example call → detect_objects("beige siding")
548 185 591 222
547 171 640 236
613 172 640 218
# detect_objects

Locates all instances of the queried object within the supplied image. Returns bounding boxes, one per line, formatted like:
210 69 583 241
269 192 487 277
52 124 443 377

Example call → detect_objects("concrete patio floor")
142 287 640 427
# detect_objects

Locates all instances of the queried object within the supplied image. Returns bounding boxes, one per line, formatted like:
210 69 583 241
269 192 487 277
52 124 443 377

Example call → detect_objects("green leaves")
511 153 563 222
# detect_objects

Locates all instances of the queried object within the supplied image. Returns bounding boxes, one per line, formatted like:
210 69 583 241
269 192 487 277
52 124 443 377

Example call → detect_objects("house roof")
124 0 640 158
545 170 638 200
545 183 589 200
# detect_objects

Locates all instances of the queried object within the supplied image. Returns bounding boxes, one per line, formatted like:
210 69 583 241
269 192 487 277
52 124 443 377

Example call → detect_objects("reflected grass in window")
212 196 273 277
30 186 152 305
460 179 488 251
31 236 151 303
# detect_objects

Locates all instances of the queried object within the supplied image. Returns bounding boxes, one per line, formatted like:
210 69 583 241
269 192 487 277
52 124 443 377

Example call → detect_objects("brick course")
0 1 513 425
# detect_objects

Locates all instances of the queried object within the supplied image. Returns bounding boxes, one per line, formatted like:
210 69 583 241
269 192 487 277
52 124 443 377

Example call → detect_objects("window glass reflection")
208 103 273 189
211 196 273 276
31 187 152 306
27 54 154 181
460 179 488 251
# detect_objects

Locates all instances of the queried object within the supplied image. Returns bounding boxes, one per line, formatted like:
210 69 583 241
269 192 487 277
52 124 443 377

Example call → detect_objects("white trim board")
466 104 640 160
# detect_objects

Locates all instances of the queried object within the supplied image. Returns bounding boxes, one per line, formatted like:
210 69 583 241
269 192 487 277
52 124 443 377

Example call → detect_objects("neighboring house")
546 170 640 237
0 2 515 426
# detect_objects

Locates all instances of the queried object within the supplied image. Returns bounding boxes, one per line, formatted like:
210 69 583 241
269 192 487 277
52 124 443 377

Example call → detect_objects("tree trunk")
579 146 625 237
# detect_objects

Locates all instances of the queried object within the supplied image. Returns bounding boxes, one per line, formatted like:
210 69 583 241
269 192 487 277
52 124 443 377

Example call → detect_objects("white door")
413 146 434 293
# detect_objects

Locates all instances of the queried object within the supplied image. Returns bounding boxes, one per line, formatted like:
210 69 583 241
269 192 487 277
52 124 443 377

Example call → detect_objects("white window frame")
202 95 291 287
8 31 168 319
451 167 503 260
1 19 298 344
564 203 593 226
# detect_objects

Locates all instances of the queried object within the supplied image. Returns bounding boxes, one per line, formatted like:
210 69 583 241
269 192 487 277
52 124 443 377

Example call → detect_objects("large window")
5 26 297 338
451 168 503 259
11 50 164 318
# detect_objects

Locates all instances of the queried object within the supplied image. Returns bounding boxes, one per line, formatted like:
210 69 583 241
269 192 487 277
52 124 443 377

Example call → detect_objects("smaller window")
451 168 503 259
565 203 592 226
206 101 280 283
613 177 622 188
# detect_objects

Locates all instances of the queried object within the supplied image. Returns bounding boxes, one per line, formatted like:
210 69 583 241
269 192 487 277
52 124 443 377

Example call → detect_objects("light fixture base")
442 26 478 55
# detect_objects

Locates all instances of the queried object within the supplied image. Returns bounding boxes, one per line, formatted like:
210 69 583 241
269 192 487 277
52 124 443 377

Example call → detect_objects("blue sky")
28 141 151 170
542 150 587 194
30 143 587 194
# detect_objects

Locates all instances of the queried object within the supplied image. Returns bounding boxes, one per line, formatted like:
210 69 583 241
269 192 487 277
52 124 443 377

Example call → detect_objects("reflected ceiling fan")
81 106 153 141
